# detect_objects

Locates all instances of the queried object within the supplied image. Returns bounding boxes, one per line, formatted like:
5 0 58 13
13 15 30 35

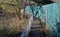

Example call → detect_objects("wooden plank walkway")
28 17 45 37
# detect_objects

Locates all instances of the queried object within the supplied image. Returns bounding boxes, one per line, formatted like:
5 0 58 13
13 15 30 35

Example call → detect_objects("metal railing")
21 13 33 37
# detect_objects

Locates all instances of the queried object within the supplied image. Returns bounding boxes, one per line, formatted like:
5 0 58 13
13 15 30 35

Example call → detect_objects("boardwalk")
28 17 46 37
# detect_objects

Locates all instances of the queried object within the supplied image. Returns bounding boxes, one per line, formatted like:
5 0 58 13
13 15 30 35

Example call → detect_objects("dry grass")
39 19 50 37
0 8 29 35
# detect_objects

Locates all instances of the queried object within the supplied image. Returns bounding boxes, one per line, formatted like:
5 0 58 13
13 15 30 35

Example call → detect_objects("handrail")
21 13 33 37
